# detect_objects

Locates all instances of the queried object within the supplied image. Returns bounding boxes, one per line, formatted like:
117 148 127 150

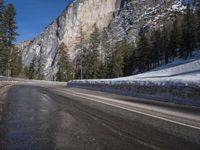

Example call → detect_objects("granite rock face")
18 0 188 80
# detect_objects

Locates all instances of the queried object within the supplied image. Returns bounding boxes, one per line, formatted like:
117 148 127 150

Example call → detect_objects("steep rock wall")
18 0 187 80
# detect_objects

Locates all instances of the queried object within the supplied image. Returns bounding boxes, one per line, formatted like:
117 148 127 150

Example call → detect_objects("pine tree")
83 24 101 79
110 41 124 78
0 0 7 75
34 49 44 80
74 49 83 79
56 43 74 81
90 24 101 78
136 33 150 73
111 39 134 77
23 50 44 80
101 29 113 78
0 0 5 45
10 47 22 77
122 40 134 76
180 5 196 59
162 25 170 64
168 16 183 61
0 2 21 77
23 66 29 78
28 55 36 79
195 0 200 46
151 29 162 67
5 3 18 76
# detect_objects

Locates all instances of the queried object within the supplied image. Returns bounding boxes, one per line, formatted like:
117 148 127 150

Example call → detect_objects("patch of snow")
167 0 187 12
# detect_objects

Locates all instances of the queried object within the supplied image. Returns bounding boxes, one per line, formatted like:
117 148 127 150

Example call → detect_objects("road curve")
0 83 199 150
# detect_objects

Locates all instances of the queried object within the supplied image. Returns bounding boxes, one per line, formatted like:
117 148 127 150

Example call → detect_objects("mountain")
18 0 190 80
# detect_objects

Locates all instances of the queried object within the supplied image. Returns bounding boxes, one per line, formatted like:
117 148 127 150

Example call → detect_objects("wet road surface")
0 84 200 150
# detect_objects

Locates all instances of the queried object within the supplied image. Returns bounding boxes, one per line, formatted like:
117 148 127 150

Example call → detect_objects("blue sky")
5 0 74 43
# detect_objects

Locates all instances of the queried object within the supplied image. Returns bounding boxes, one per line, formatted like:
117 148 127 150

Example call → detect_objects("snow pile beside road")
0 81 13 89
68 54 200 107
69 59 200 88
0 77 67 88
111 59 200 87
12 78 67 88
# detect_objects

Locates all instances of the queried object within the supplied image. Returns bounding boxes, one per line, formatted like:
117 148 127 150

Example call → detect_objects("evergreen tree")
111 39 134 77
90 24 101 79
83 47 96 79
74 49 83 79
136 33 150 73
56 43 74 81
34 49 44 80
5 3 18 76
6 3 18 45
162 25 170 64
28 55 36 79
10 47 22 77
180 5 196 59
151 29 162 67
23 50 44 80
23 66 29 78
195 0 200 46
0 0 5 45
168 17 180 61
101 29 113 78
111 41 125 78
122 40 134 76
83 24 101 79
0 0 7 75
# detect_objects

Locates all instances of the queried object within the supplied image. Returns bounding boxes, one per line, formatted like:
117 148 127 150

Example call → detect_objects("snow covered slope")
70 52 200 87
113 59 200 87
68 51 200 107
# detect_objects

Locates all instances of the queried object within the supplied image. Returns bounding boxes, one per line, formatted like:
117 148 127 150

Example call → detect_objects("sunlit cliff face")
18 0 187 80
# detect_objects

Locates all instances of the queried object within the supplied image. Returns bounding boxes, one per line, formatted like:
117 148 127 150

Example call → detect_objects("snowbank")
68 56 200 107
0 77 67 88
13 78 67 88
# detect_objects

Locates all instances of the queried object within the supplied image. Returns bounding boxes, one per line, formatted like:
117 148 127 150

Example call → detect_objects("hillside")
17 0 189 80
69 50 200 106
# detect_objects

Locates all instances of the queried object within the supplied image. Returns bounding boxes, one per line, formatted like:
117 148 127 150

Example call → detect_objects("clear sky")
5 0 74 43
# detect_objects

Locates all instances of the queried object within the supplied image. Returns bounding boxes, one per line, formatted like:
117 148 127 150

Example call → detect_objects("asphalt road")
0 83 200 150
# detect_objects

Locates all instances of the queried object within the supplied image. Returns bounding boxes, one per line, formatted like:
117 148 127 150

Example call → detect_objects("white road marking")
56 89 200 130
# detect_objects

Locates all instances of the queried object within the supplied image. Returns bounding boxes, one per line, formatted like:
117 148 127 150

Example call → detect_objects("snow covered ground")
70 50 200 87
68 50 200 107
111 59 200 87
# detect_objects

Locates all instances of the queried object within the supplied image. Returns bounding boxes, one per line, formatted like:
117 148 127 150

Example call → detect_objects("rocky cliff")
18 0 190 80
